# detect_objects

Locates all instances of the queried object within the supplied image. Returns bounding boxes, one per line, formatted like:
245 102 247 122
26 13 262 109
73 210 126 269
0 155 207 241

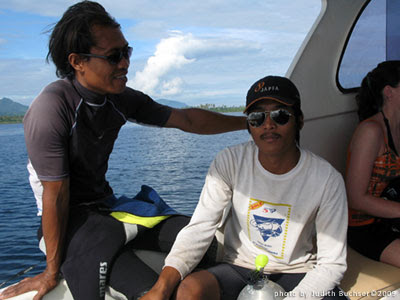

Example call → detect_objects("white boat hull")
2 247 400 300
0 250 165 300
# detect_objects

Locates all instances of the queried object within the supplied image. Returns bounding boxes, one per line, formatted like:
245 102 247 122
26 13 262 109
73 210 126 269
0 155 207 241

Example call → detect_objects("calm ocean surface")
0 119 248 286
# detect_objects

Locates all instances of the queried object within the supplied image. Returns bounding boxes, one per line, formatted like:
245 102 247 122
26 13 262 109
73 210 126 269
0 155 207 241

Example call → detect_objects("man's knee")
177 276 204 300
176 270 220 300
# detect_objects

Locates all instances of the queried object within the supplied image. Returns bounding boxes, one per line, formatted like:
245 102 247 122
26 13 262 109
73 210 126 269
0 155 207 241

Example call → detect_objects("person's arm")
346 121 400 218
165 107 247 134
41 179 70 284
141 151 233 300
0 179 69 300
288 172 348 299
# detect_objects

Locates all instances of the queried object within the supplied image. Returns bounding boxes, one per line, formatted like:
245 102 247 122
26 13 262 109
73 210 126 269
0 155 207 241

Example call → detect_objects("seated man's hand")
139 288 170 300
0 270 59 300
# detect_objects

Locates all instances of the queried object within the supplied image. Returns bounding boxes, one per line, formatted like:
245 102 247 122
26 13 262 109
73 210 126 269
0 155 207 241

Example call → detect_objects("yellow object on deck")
110 211 170 228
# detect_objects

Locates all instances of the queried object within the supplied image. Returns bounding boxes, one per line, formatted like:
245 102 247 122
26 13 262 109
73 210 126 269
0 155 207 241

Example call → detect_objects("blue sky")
0 0 321 106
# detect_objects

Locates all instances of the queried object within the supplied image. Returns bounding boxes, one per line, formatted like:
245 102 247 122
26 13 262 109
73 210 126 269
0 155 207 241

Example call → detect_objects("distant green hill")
156 99 188 108
0 98 29 116
156 99 243 112
196 103 245 113
0 97 243 124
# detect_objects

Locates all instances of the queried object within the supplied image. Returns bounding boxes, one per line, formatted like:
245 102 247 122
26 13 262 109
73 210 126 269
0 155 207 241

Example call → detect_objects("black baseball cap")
244 76 301 113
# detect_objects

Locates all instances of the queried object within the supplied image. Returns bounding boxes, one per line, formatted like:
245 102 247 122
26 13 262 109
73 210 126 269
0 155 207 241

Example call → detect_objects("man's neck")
258 146 300 175
72 77 106 105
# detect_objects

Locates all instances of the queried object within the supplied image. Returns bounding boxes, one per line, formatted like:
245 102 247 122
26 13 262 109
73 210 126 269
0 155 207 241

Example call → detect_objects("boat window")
338 0 400 91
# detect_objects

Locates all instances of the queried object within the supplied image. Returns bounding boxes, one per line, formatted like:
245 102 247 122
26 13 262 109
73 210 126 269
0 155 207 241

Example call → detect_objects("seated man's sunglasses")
79 46 133 65
247 109 292 127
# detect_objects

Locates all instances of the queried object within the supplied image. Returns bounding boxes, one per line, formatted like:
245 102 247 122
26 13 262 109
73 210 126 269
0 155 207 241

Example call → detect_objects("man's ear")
68 53 85 73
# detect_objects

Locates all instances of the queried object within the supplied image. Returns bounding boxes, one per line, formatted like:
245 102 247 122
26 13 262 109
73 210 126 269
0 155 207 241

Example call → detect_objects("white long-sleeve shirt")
164 141 347 299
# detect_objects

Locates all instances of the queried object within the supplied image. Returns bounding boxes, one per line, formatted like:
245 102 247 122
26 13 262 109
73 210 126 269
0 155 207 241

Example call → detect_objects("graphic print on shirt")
247 198 291 259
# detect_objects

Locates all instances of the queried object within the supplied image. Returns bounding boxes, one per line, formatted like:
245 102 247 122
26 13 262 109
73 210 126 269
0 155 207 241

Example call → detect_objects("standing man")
143 76 348 300
0 1 246 300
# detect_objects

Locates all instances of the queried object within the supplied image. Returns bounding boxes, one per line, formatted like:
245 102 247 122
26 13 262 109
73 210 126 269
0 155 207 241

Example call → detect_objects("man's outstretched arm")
165 108 247 134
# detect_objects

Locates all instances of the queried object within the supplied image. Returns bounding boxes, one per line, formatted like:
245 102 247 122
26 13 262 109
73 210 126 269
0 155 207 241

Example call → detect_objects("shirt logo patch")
247 198 291 259
250 215 284 241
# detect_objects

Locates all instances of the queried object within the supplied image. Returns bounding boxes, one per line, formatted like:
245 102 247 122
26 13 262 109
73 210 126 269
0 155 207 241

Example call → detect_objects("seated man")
143 76 348 300
0 2 246 300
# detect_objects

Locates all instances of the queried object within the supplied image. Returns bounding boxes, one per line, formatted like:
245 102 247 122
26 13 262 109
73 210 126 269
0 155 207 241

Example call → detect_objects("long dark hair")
357 60 400 121
46 1 120 78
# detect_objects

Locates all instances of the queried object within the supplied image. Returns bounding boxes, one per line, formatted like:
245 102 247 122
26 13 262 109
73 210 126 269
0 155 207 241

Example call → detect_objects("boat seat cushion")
340 247 400 299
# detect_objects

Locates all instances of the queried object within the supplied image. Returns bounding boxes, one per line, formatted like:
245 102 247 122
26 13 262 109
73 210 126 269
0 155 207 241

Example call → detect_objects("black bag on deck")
380 177 400 233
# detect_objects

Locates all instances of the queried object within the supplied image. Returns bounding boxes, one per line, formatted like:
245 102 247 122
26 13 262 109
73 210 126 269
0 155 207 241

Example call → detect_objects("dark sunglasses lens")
108 53 122 64
125 47 133 59
248 112 266 127
108 47 132 64
270 110 290 125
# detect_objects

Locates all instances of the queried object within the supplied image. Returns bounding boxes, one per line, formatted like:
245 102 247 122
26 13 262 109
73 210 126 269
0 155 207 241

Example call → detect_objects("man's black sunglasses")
79 46 133 65
247 109 292 127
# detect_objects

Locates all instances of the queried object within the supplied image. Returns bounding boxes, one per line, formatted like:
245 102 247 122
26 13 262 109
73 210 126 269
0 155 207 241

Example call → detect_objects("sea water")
0 120 248 285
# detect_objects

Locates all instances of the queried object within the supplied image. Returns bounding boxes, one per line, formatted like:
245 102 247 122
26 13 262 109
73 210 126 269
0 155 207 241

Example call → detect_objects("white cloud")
161 77 183 96
126 23 301 103
127 29 267 99
128 31 202 96
0 0 320 106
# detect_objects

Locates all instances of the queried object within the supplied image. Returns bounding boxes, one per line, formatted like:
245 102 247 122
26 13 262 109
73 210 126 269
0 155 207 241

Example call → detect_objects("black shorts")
207 263 346 300
347 222 400 261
